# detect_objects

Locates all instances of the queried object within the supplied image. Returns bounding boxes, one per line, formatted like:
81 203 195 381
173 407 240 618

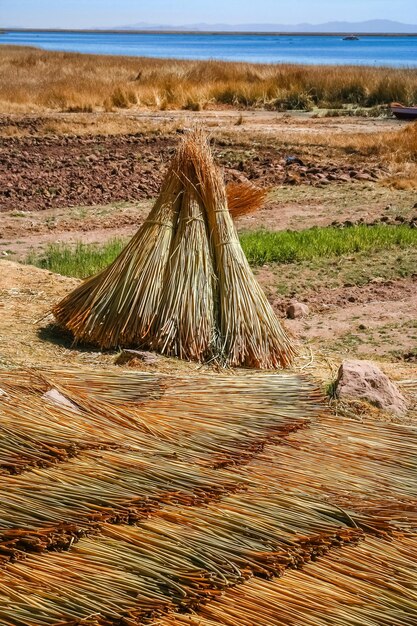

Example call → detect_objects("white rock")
42 388 79 412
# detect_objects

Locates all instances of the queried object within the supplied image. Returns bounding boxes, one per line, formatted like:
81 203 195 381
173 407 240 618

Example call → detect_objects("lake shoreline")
2 30 417 67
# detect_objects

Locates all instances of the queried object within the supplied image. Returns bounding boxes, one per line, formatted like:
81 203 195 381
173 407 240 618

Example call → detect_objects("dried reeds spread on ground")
0 367 417 624
153 535 417 626
53 130 294 368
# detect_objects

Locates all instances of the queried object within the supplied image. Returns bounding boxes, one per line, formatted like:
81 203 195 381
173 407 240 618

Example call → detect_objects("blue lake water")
2 31 417 67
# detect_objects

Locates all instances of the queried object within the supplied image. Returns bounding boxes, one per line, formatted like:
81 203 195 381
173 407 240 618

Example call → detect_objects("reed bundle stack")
0 368 416 624
52 130 294 368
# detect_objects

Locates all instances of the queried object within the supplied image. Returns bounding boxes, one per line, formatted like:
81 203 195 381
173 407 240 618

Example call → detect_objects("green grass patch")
26 225 417 279
26 239 126 279
240 225 417 265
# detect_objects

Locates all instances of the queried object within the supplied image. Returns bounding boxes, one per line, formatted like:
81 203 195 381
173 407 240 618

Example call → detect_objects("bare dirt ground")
0 111 398 213
2 183 417 261
0 110 416 395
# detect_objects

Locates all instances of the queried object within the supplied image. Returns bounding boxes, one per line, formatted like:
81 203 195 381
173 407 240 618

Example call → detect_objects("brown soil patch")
2 183 417 262
0 111 391 214
264 277 416 315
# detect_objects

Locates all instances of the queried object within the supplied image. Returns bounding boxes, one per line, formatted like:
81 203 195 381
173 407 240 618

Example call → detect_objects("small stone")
115 350 159 366
335 359 407 415
42 388 79 412
286 302 310 319
354 173 373 181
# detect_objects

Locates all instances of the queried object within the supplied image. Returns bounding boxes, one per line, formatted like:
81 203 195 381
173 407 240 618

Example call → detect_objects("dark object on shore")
390 102 417 121
342 35 359 40
285 156 305 166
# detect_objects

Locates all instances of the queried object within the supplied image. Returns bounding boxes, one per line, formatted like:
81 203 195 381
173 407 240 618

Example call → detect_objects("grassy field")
26 239 126 279
1 45 417 113
241 224 417 264
27 224 417 279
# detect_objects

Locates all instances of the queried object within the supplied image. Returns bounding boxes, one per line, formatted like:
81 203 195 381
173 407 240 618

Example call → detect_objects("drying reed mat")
0 368 416 625
52 129 293 368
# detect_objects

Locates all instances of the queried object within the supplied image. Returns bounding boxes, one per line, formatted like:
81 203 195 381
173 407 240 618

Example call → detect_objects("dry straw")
153 535 417 626
226 180 268 220
53 130 294 368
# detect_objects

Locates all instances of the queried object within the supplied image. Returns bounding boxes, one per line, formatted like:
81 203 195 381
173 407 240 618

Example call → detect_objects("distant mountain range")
112 19 417 33
4 19 417 34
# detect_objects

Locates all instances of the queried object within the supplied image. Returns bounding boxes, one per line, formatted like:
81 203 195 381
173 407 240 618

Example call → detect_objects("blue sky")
2 0 417 28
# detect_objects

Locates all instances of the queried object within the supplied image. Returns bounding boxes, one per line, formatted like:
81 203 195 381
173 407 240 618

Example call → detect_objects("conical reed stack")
53 129 295 368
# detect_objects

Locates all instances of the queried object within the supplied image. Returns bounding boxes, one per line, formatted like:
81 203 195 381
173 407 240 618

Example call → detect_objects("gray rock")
335 359 407 415
286 302 310 319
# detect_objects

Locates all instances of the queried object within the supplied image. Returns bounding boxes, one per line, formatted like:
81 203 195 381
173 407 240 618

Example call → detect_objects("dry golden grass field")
1 44 417 113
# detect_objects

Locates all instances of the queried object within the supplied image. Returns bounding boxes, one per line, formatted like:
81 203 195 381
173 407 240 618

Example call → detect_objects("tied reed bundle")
0 369 322 541
52 156 183 348
52 130 294 368
153 535 417 626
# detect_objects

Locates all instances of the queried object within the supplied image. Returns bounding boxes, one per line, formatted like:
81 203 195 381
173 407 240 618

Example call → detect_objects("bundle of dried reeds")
0 369 320 474
0 482 361 623
52 130 294 368
0 369 324 559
